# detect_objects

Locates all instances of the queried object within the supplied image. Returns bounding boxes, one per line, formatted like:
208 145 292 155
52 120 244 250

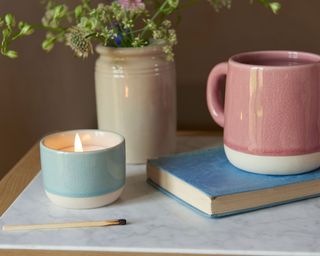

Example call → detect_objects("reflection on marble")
1 136 320 255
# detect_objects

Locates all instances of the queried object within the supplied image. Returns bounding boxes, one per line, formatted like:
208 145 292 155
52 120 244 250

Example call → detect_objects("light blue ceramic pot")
40 130 125 209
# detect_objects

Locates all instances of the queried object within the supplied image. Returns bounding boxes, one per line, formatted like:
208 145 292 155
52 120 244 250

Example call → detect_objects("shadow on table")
114 171 157 206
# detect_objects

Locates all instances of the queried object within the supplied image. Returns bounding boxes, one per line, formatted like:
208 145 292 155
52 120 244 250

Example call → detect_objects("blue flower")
114 33 123 46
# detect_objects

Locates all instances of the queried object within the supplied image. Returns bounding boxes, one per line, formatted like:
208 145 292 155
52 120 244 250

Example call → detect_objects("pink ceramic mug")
207 51 320 175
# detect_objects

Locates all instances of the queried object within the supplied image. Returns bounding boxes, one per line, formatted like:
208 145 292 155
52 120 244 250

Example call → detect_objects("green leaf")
269 2 281 14
5 14 15 28
89 17 98 30
53 5 65 19
167 0 179 8
75 5 83 18
2 29 11 50
2 28 10 38
6 50 18 58
254 0 281 14
42 37 56 51
18 21 24 30
20 24 34 35
80 17 91 29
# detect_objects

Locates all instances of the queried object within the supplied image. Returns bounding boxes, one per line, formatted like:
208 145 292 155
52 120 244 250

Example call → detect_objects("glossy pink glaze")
207 62 228 127
207 51 320 156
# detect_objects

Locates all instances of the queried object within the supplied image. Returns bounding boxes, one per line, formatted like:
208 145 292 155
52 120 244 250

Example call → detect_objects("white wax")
60 145 105 152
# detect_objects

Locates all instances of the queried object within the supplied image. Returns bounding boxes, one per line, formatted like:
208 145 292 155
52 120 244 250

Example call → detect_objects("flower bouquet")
0 0 280 60
0 0 281 163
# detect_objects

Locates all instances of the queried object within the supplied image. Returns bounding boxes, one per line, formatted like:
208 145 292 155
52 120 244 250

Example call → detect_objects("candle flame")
74 133 84 152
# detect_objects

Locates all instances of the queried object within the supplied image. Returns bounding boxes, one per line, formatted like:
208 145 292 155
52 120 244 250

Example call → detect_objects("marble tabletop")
1 136 320 256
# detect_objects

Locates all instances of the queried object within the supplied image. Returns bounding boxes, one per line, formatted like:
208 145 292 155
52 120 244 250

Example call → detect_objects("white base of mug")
224 145 320 175
45 186 124 209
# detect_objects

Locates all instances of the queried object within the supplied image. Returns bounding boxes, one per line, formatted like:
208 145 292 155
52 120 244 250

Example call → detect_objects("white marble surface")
1 136 320 256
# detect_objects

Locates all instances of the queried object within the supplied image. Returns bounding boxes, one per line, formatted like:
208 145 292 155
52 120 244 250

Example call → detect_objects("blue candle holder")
40 130 126 209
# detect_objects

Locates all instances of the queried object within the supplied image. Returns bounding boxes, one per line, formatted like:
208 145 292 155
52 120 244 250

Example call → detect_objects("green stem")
12 32 22 41
85 32 98 38
124 10 134 42
130 27 145 34
31 24 66 32
140 0 169 38
85 32 106 45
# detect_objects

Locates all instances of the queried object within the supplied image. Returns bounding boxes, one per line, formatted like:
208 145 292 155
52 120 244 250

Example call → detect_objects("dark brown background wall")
1 0 320 178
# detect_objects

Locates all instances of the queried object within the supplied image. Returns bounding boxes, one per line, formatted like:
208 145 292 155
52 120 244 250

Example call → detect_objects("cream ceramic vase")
95 45 176 164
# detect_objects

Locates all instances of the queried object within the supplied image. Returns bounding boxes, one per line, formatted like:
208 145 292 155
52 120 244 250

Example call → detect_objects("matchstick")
2 219 126 231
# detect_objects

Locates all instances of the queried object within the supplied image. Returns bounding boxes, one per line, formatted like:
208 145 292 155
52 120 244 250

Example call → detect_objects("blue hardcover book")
146 147 320 217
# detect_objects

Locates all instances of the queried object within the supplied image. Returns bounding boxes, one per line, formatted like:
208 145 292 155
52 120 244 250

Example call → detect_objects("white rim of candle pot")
40 129 125 154
45 187 124 209
40 129 126 209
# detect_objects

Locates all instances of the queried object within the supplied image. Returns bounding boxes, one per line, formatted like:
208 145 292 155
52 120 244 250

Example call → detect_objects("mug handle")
206 62 228 127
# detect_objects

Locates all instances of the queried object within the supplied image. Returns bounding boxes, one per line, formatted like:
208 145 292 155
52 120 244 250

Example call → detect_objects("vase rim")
96 43 164 57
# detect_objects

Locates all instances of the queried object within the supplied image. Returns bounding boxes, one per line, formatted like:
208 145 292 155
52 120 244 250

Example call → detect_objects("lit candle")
59 133 105 152
40 130 126 209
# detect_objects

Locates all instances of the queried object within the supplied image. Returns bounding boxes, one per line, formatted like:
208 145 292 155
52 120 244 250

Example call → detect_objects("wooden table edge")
0 143 40 217
0 131 222 256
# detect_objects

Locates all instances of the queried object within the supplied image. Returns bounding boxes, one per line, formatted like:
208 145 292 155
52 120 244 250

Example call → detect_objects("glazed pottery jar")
95 45 176 164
